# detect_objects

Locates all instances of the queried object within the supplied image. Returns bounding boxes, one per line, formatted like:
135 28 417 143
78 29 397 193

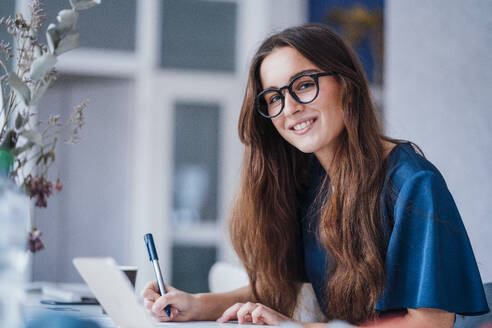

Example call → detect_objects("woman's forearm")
301 308 454 328
193 285 254 321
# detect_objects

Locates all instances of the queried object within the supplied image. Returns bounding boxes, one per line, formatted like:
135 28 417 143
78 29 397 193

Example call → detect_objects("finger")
243 314 253 323
150 311 171 322
155 306 183 322
143 280 159 293
251 305 270 325
237 302 258 324
251 304 285 326
150 305 177 322
141 281 160 300
217 303 244 323
152 295 173 317
144 299 154 311
164 283 179 293
142 288 160 301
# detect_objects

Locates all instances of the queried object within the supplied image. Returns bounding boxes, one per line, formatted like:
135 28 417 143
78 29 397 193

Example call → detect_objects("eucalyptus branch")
25 141 55 161
1 0 101 252
0 92 17 137
0 59 8 74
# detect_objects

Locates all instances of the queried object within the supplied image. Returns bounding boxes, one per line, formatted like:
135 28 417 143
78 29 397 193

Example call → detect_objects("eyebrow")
289 69 320 82
260 68 321 92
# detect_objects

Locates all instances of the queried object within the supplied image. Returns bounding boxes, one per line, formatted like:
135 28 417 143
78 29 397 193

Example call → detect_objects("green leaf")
70 0 101 10
55 31 80 56
21 129 42 146
15 112 25 130
34 45 42 58
57 9 79 33
0 130 17 149
46 24 61 55
12 141 34 156
30 80 51 106
30 53 57 80
0 78 4 113
8 73 31 106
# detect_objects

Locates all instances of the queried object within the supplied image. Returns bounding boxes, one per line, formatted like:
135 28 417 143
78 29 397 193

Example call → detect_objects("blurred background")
1 0 490 294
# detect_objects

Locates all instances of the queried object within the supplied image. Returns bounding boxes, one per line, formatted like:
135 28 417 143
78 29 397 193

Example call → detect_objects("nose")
282 92 302 117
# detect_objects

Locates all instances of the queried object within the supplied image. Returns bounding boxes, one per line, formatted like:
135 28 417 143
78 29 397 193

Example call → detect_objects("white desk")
24 290 115 327
23 290 257 328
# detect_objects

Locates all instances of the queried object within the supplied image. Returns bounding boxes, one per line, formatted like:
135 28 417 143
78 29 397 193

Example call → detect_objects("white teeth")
293 119 314 131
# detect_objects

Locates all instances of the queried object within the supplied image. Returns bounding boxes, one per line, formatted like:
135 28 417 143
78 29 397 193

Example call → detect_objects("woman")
142 24 489 327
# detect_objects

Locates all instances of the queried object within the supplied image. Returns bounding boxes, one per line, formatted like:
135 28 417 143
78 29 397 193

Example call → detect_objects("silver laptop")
73 257 157 328
73 257 243 328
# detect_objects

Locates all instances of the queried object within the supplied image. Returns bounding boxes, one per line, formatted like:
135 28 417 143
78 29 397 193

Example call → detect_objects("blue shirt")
300 142 489 316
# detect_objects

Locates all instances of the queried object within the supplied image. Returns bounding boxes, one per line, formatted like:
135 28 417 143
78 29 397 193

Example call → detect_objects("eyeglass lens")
257 74 319 117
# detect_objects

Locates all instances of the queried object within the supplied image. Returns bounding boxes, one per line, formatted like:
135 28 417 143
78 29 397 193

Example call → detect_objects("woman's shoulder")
378 143 490 316
381 142 463 229
383 142 444 192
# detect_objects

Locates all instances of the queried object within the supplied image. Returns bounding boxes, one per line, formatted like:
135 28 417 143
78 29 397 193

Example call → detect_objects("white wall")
385 0 492 282
33 76 134 282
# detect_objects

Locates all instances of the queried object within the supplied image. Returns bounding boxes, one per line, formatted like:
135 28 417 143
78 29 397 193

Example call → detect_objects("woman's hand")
141 281 200 322
217 302 293 325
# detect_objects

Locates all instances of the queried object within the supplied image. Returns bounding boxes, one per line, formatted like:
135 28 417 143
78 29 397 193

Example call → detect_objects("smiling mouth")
292 119 316 131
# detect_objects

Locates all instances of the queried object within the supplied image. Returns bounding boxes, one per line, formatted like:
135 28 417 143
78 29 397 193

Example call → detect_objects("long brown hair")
229 24 390 324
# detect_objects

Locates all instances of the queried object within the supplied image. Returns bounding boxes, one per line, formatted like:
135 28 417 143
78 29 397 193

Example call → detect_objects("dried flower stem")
1 0 99 252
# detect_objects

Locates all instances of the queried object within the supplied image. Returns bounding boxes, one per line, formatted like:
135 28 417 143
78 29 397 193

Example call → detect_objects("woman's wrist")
192 286 253 321
193 292 225 321
192 293 209 321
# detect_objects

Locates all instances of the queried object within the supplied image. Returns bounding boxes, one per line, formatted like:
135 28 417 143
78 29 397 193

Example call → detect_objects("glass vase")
0 177 30 328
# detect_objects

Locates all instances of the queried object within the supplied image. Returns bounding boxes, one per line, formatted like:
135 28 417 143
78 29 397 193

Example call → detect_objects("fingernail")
216 317 223 322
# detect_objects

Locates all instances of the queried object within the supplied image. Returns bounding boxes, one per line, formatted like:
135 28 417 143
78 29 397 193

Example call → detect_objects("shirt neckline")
384 142 411 163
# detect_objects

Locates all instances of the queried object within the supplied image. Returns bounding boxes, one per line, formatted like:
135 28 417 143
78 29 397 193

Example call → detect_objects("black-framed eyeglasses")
255 71 335 119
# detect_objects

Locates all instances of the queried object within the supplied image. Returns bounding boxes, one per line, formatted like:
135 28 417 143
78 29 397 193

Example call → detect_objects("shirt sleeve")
376 170 489 315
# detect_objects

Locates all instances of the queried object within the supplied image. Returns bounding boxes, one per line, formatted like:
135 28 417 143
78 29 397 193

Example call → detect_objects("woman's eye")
297 81 315 91
268 95 281 105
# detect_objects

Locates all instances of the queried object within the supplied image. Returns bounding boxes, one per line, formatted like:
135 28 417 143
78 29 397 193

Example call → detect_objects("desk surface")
24 290 116 328
24 290 256 328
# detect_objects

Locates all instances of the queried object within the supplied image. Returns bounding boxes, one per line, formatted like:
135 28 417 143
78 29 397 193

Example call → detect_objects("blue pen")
144 233 171 317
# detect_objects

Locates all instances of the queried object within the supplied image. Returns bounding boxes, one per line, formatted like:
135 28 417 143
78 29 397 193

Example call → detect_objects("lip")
288 117 317 135
288 117 317 130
